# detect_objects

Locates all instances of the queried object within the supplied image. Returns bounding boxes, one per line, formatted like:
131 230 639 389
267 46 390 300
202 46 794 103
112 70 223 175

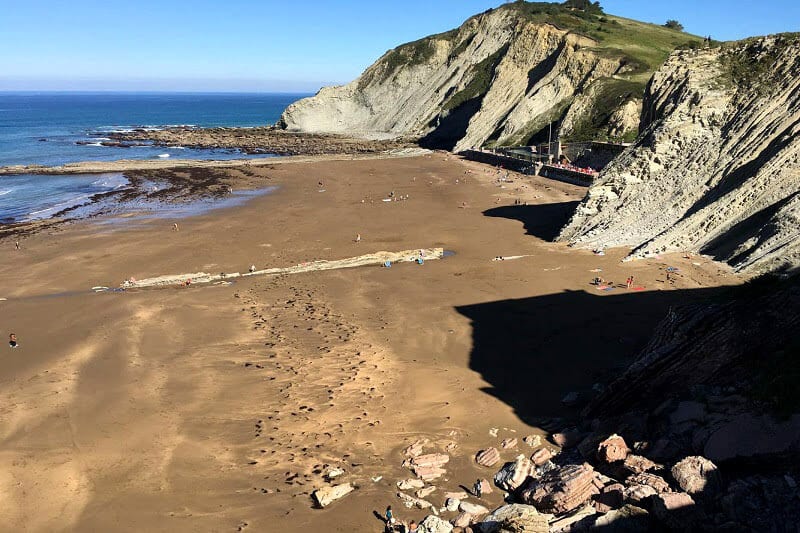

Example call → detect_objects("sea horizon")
0 91 310 223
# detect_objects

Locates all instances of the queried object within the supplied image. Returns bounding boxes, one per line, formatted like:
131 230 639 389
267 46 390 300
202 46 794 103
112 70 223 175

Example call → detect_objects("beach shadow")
456 285 728 425
483 202 580 241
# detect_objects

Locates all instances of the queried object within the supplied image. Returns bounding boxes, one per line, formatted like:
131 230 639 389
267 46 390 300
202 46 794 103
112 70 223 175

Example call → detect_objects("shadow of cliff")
456 285 730 424
419 97 483 151
483 202 581 241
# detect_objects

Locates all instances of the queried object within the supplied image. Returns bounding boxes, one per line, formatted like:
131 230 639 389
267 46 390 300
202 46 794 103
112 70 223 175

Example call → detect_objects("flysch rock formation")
559 34 800 275
279 4 648 152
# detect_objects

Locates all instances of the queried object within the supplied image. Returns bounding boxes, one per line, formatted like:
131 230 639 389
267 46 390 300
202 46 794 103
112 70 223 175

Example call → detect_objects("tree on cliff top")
562 0 603 14
664 19 684 31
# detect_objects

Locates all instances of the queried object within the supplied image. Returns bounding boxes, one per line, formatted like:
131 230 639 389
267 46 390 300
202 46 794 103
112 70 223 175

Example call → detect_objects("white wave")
157 153 170 158
26 194 92 219
0 189 12 196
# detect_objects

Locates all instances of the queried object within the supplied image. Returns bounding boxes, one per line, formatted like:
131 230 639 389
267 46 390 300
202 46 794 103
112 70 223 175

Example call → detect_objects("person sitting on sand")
173 223 179 231
9 333 18 348
249 265 256 273
355 233 361 243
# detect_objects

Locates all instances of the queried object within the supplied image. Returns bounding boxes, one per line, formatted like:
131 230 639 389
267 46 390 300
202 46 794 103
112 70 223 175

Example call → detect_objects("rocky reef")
559 34 800 275
279 2 698 151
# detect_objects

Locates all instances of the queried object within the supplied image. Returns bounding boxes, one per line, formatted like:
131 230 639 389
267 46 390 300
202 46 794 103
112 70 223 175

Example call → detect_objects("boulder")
493 455 534 492
452 512 474 528
651 492 699 529
398 492 437 514
520 463 600 515
597 434 630 463
523 435 542 448
671 456 721 496
412 453 450 469
414 465 447 481
476 447 501 467
420 514 454 533
622 454 657 474
398 478 426 490
623 484 658 505
530 448 553 466
405 439 428 458
311 483 354 507
592 504 651 530
478 478 493 495
477 504 549 533
593 483 624 513
417 486 437 499
626 473 670 493
501 438 518 449
459 501 489 516
445 491 469 500
446 498 461 512
548 504 596 531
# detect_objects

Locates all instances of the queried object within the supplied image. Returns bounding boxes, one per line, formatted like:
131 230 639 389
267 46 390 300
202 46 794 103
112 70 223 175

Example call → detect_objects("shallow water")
0 173 127 223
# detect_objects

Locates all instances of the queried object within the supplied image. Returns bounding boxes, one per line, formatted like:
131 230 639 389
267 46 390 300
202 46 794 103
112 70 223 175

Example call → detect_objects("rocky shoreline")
104 126 414 156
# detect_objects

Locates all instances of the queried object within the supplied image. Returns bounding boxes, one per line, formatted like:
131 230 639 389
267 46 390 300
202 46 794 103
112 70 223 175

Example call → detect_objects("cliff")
279 2 700 151
559 34 800 275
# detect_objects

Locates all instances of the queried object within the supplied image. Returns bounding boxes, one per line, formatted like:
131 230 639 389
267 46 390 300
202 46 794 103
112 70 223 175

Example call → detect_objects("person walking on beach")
385 505 396 527
14 241 20 250
9 333 18 348
473 478 483 498
173 223 179 231
355 233 361 243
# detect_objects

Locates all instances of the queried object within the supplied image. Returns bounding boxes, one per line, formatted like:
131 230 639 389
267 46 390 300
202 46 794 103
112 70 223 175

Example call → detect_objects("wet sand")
0 153 738 531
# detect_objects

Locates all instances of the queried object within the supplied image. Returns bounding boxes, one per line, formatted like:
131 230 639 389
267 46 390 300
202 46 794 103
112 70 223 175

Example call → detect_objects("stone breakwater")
106 126 415 156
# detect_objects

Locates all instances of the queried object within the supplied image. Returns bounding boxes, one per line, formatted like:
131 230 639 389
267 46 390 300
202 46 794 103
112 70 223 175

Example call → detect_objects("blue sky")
1 0 797 92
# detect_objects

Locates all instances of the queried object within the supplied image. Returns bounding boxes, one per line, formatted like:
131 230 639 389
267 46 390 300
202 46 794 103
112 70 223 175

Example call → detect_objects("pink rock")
520 463 600 514
411 453 450 469
652 492 698 529
416 486 437 499
501 438 518 449
626 472 671 493
404 439 427 458
597 434 630 463
623 484 658 504
412 465 447 482
623 454 657 474
530 447 553 466
593 483 624 513
475 447 500 467
444 491 469 501
478 478 493 495
452 512 473 528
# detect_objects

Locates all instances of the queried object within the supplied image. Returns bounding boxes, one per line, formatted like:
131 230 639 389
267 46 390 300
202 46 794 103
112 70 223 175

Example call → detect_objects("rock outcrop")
559 34 800 275
279 3 695 151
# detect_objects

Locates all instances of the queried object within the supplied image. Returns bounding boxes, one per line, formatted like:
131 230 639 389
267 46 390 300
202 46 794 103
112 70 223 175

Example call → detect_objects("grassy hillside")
360 1 704 144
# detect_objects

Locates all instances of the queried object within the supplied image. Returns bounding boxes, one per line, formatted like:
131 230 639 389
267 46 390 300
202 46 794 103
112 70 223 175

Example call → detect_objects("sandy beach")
0 153 738 531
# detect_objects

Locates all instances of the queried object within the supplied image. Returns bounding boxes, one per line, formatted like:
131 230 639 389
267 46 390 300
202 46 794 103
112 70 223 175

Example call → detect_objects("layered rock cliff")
559 35 800 275
279 3 696 151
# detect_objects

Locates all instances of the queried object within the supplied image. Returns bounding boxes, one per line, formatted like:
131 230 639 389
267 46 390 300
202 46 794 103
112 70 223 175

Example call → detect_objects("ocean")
0 92 308 223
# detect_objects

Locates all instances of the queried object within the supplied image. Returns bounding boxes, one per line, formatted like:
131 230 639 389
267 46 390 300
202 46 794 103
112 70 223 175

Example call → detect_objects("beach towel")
601 286 615 291
632 286 646 291
596 285 611 290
